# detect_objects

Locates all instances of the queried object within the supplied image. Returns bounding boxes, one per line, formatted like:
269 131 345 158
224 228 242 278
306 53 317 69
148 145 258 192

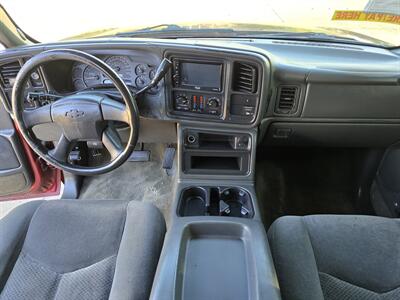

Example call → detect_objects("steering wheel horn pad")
12 49 140 176
51 94 109 142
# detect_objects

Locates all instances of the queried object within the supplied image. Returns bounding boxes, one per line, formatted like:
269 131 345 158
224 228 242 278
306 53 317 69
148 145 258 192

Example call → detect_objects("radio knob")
207 97 220 108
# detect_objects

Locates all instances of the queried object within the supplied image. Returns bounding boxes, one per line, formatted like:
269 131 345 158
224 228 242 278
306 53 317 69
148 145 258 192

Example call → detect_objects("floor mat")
79 144 175 226
256 147 374 227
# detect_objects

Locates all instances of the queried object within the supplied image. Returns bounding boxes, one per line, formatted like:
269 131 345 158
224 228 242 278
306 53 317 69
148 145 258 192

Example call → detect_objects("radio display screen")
180 62 222 91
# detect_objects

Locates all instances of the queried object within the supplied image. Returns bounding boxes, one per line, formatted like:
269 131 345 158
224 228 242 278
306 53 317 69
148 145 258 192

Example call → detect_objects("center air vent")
275 86 299 114
232 62 258 93
0 61 21 88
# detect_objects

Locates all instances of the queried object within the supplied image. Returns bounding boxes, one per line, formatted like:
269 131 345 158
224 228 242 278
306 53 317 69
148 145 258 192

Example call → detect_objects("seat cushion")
268 215 400 300
0 200 166 300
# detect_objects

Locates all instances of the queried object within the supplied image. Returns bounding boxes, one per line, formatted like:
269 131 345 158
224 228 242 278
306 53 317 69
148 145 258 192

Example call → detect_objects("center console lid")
150 217 281 300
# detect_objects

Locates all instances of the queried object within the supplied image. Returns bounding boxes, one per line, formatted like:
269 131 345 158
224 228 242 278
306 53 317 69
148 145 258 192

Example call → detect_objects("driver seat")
0 200 166 300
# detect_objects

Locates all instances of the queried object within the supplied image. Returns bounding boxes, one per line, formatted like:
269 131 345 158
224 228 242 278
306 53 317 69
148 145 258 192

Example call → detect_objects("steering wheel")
12 49 139 176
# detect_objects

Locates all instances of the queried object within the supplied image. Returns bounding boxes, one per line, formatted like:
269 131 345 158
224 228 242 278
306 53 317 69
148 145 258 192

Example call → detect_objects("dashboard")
0 46 266 124
0 38 399 147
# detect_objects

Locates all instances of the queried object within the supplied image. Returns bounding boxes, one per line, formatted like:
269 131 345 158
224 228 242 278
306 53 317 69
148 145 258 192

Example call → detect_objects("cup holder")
219 188 252 217
178 186 253 218
178 187 207 216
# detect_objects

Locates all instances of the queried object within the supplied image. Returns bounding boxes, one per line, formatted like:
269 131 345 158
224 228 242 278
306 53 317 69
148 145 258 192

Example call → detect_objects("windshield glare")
2 0 400 47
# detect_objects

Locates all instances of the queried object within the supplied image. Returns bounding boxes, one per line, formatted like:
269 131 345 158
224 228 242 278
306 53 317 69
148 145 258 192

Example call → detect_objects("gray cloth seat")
268 215 400 300
0 200 166 300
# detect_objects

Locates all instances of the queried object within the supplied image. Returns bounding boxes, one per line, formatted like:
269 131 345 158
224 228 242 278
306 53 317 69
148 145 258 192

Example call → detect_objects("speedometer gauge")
83 66 103 87
105 56 134 85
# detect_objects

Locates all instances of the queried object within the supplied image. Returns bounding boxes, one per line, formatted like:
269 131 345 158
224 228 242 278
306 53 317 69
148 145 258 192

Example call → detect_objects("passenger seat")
268 215 400 300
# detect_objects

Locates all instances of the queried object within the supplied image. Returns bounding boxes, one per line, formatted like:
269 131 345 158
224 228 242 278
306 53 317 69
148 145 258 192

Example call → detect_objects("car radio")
171 58 224 117
172 60 223 92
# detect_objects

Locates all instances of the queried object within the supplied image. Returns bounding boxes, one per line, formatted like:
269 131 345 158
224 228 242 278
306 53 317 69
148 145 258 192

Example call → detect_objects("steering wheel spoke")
101 98 129 123
102 127 123 160
23 104 52 128
48 135 70 162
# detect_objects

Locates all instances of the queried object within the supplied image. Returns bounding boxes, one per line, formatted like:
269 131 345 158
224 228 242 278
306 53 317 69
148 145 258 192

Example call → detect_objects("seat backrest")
0 200 166 300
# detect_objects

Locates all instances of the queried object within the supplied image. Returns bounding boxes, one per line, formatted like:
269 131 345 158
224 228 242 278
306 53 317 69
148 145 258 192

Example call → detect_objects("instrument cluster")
71 55 160 93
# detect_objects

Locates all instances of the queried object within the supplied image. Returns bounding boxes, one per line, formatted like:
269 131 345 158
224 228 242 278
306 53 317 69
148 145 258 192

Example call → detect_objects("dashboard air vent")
233 62 258 93
0 61 21 88
276 86 299 114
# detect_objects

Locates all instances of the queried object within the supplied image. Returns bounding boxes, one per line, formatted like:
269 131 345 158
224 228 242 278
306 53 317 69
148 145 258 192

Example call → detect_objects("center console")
150 50 280 299
150 175 281 300
150 126 281 300
151 216 280 300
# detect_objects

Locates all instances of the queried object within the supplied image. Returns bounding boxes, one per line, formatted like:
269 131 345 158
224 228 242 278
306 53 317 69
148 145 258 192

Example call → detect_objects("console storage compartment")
176 223 251 300
150 218 281 300
182 130 251 175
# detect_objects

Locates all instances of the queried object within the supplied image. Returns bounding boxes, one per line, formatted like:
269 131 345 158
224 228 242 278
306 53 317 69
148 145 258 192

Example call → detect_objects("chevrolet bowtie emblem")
65 109 85 119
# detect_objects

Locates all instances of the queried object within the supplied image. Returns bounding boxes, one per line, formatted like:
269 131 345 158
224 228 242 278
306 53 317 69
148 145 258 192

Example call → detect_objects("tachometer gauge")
105 56 133 84
83 66 103 87
72 65 83 79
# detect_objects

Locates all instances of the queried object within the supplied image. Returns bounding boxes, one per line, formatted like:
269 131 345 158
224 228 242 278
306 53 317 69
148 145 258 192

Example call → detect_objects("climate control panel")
174 92 222 116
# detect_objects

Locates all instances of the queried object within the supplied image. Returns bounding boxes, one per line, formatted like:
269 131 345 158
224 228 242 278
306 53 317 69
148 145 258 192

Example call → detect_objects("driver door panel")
0 102 33 197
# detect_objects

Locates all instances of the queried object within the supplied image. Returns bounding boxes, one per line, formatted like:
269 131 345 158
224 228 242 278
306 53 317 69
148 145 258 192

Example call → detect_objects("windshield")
2 0 400 47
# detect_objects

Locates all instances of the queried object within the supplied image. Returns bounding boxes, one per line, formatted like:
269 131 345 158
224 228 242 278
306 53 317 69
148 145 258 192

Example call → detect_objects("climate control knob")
207 97 220 108
176 95 189 105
